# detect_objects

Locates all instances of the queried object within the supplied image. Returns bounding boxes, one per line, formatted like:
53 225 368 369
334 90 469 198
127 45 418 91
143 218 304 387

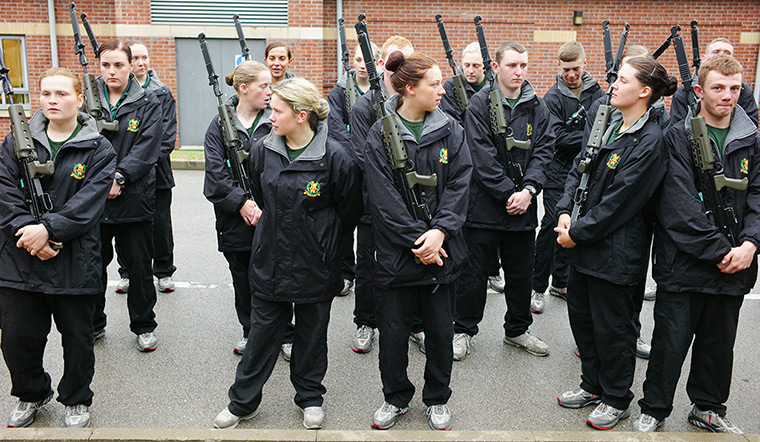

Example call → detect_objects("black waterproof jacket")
439 66 482 126
203 96 272 252
0 112 116 295
557 107 667 285
364 95 473 288
96 74 161 224
463 80 555 231
669 82 758 128
543 72 604 189
144 69 177 190
248 121 362 303
327 71 366 158
653 106 760 295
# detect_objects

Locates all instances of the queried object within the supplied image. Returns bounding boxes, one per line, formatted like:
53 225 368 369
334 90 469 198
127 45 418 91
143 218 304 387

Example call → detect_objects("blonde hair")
272 78 329 131
698 55 743 87
225 60 270 92
355 42 381 62
39 67 83 95
558 41 585 62
381 36 413 59
462 42 481 58
622 45 651 60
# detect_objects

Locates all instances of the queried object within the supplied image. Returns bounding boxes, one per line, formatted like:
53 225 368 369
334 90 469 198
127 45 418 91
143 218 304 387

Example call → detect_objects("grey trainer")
302 406 324 429
213 406 258 429
557 387 601 409
688 405 743 434
636 338 651 359
548 284 567 300
281 342 292 362
64 404 91 428
339 279 354 296
488 275 505 292
351 325 375 353
233 338 247 355
371 401 408 430
426 404 451 431
115 277 129 294
503 330 549 356
157 277 175 293
452 333 471 361
586 403 630 430
6 391 52 428
409 331 426 354
530 290 545 314
137 332 157 352
632 413 663 432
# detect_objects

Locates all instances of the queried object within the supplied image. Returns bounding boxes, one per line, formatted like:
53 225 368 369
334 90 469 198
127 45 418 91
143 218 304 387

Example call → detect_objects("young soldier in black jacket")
555 57 676 430
0 68 116 428
113 40 178 294
439 41 486 125
452 41 554 361
92 39 162 352
265 41 295 87
531 42 603 314
204 61 272 355
214 78 362 431
364 51 472 432
669 38 758 128
633 55 759 434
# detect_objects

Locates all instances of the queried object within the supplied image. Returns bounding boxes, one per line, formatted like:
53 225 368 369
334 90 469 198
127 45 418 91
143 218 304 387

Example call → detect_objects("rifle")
474 16 531 189
355 14 437 233
0 49 61 250
571 21 629 222
436 14 468 112
566 105 587 132
80 12 99 58
198 33 253 201
691 20 701 78
673 26 746 245
652 25 680 60
602 20 614 75
233 15 250 61
338 17 360 120
69 2 118 133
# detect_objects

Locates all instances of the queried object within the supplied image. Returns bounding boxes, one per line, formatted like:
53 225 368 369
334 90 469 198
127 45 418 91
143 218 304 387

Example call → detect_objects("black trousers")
353 222 376 328
568 269 637 410
376 284 453 407
455 228 534 337
228 296 332 415
532 187 570 292
0 289 95 406
95 222 157 334
340 228 356 281
118 188 176 279
223 250 253 337
639 290 743 420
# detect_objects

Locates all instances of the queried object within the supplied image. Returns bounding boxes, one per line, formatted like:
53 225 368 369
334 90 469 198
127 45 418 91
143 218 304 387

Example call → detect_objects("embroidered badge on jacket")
71 163 86 180
304 180 321 197
606 153 621 170
127 119 140 132
741 158 749 174
439 148 449 164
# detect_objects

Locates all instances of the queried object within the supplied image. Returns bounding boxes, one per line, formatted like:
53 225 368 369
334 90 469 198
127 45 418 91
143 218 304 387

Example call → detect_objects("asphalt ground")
0 169 758 434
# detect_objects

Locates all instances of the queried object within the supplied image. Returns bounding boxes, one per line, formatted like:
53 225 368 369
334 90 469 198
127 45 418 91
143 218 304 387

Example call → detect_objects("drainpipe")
47 0 58 67
336 0 343 79
754 43 760 106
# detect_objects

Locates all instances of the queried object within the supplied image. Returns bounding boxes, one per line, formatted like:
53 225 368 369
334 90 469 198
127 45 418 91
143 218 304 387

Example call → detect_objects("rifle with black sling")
69 2 118 133
436 14 468 113
672 26 746 245
473 16 531 188
355 14 437 231
198 33 254 200
691 20 701 78
652 25 680 60
233 15 250 61
0 49 61 250
338 17 360 122
571 21 629 222
80 11 99 58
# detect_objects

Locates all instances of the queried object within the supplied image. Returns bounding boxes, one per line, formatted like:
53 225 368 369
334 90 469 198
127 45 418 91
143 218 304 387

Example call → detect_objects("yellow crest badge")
127 119 140 132
526 123 533 137
606 153 621 170
741 158 749 174
304 180 321 197
439 148 449 164
71 163 86 180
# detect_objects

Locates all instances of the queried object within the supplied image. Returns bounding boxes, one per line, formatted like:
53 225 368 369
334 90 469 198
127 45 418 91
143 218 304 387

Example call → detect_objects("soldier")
633 55 758 434
439 41 486 125
452 41 554 361
265 41 295 86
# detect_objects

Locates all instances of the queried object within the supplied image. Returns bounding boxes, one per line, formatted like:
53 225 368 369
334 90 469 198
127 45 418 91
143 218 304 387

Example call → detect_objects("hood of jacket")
555 71 599 100
263 120 328 161
29 110 101 151
602 105 659 145
383 93 451 143
97 73 146 110
682 104 757 151
225 95 272 135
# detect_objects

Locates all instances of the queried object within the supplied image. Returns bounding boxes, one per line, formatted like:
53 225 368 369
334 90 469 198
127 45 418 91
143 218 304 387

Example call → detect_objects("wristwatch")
114 172 126 186
523 184 537 197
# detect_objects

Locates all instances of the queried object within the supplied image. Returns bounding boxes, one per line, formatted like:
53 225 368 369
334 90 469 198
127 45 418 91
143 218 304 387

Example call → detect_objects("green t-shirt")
47 122 82 159
506 94 520 108
141 75 150 89
472 78 487 92
398 114 425 143
607 120 625 145
104 79 132 119
286 132 316 162
246 110 264 139
707 125 730 156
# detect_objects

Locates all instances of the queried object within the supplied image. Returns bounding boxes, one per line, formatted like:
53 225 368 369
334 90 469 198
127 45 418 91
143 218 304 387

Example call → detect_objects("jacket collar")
555 71 598 100
225 95 272 136
144 69 167 92
602 105 656 145
683 104 757 154
29 110 101 150
384 94 450 143
263 120 328 162
97 73 146 111
498 79 537 108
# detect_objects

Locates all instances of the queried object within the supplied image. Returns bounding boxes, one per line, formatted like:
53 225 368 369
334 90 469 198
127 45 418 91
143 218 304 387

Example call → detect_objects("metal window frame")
0 35 30 109
150 0 288 26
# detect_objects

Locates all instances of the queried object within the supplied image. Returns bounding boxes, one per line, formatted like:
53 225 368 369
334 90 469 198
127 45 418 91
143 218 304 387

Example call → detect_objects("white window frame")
0 35 30 110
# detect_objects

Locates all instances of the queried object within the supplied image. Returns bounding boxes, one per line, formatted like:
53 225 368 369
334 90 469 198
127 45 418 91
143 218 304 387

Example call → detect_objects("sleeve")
41 138 117 243
327 85 353 156
463 91 515 203
569 131 667 244
669 87 688 127
158 89 178 159
655 128 732 262
0 134 38 234
739 84 759 128
349 94 374 168
363 122 428 249
203 118 249 213
116 97 161 183
738 133 760 248
545 91 582 155
439 78 464 126
330 146 363 233
430 123 472 238
556 151 582 215
521 100 555 192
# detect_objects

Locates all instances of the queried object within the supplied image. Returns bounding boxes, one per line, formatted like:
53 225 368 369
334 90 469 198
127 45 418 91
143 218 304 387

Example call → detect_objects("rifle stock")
80 12 99 57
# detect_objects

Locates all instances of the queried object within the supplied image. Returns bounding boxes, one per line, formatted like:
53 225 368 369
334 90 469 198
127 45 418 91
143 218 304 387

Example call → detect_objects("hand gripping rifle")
436 14 468 113
338 18 360 121
355 14 437 231
1 49 61 250
233 15 250 61
80 12 99 58
198 33 253 200
571 21 629 222
69 2 118 133
673 26 746 245
474 16 531 189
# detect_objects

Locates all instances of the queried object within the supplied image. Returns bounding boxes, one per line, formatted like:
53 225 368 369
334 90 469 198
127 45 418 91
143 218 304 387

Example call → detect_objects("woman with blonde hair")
214 77 362 430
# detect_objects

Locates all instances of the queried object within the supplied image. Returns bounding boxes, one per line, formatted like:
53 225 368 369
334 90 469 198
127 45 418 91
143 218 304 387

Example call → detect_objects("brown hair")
495 41 526 63
625 57 678 106
39 67 83 96
224 60 270 91
97 39 131 62
385 51 437 96
558 41 585 62
622 45 651 60
265 41 292 59
126 40 150 58
698 55 743 87
381 36 413 60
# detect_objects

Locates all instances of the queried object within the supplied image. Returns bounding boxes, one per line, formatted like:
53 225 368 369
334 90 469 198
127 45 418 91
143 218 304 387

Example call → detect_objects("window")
1 36 30 108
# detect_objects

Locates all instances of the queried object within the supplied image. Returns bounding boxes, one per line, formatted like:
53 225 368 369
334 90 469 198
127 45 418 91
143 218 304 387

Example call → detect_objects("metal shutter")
150 1 288 26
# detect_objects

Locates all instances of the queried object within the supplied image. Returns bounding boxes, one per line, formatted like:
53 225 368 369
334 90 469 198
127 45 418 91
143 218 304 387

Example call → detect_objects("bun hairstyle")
272 77 329 131
626 57 678 106
385 51 438 96
224 60 269 91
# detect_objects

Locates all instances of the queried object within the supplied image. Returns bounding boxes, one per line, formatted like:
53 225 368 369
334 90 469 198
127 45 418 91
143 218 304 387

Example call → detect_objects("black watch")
114 172 126 186
524 184 537 197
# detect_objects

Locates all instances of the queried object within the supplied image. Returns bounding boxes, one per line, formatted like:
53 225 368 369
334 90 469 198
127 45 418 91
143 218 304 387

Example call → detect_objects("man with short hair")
632 55 759 434
669 38 758 127
531 41 603 314
440 41 486 125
